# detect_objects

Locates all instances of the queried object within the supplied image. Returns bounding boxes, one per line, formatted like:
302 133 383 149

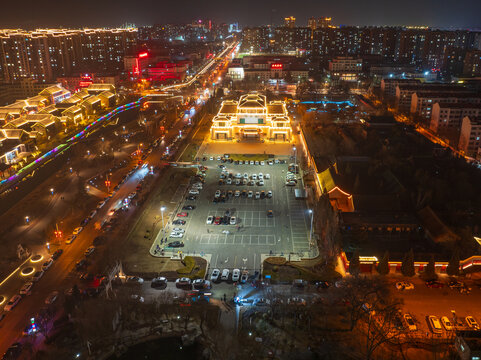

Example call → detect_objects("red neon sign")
271 63 283 69
138 52 148 59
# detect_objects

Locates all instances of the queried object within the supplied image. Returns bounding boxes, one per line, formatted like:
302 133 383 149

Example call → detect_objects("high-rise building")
308 17 332 30
0 28 137 83
284 16 296 28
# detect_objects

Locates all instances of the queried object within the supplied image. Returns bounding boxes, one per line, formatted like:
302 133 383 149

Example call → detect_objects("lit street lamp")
50 188 54 195
293 146 297 168
308 209 314 249
160 206 166 231
25 216 29 224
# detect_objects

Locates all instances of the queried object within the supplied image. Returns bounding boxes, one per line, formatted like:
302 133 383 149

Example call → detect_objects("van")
428 316 442 334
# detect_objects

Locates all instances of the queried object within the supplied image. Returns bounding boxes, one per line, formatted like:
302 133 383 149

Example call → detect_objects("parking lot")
161 155 312 276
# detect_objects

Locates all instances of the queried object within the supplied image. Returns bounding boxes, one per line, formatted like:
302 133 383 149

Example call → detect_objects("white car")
189 189 199 195
243 173 249 179
20 282 34 295
73 227 83 235
251 174 257 180
209 156 214 161
235 173 242 178
42 259 53 271
89 210 97 219
249 161 254 165
260 161 265 166
255 161 259 165
45 291 59 305
211 269 221 282
267 191 273 198
234 190 240 197
206 216 214 224
258 173 263 179
255 192 260 199
97 200 106 209
230 216 236 225
170 232 183 238
232 269 240 282
215 190 221 198
4 295 21 311
221 269 230 281
268 160 273 165
226 178 232 185
172 227 185 233
258 180 264 186
126 276 144 284
248 191 253 198
265 173 270 179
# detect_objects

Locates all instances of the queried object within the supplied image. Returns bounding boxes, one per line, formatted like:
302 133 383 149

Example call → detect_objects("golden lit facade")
210 93 292 141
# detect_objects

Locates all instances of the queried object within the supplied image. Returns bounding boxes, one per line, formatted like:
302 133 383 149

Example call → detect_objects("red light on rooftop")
271 63 283 69
138 52 148 59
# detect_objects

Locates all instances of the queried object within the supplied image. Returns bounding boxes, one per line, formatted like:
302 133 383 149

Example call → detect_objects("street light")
308 209 314 249
293 146 297 168
25 216 29 224
50 188 54 195
160 206 166 233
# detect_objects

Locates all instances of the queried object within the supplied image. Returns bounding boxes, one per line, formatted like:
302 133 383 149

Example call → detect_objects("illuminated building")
459 116 481 159
430 102 481 133
0 28 137 83
328 57 362 82
210 93 292 141
308 17 332 30
284 16 296 28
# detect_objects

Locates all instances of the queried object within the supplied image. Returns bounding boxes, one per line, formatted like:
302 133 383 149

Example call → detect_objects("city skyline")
4 0 481 29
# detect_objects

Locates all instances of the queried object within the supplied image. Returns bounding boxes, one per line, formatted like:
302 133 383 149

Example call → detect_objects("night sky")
5 0 481 29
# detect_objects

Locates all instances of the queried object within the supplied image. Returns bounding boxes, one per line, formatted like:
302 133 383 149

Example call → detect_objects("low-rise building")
328 57 362 82
380 78 420 98
411 91 481 120
459 116 481 159
430 102 481 133
210 93 291 141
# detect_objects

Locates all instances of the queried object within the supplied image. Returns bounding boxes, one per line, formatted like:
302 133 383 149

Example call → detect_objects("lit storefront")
210 93 292 141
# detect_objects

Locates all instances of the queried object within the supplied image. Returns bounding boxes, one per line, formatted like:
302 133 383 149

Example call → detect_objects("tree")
401 249 415 277
349 251 360 277
376 251 390 275
447 250 460 276
422 254 437 281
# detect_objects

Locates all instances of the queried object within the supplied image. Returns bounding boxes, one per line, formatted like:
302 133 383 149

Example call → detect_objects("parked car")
232 269 240 282
466 316 480 330
172 219 186 225
72 227 83 235
169 232 183 238
267 210 273 217
51 249 63 260
126 276 144 284
182 205 196 210
19 282 33 295
4 295 22 311
177 212 188 217
45 291 59 305
426 280 444 288
32 271 44 282
75 259 87 271
206 216 214 224
395 282 414 290
84 246 96 257
230 217 237 225
428 315 443 334
151 277 168 288
175 277 192 289
441 316 454 331
211 269 221 282
240 271 249 283
167 241 184 248
65 235 76 245
42 259 53 271
193 279 211 290
221 269 230 281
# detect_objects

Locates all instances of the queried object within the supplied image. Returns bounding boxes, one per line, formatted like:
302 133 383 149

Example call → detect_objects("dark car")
51 249 63 260
316 281 330 289
75 259 87 271
2 342 22 359
167 241 184 248
426 280 444 288
172 219 186 225
151 277 168 289
182 205 196 210
186 195 196 201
